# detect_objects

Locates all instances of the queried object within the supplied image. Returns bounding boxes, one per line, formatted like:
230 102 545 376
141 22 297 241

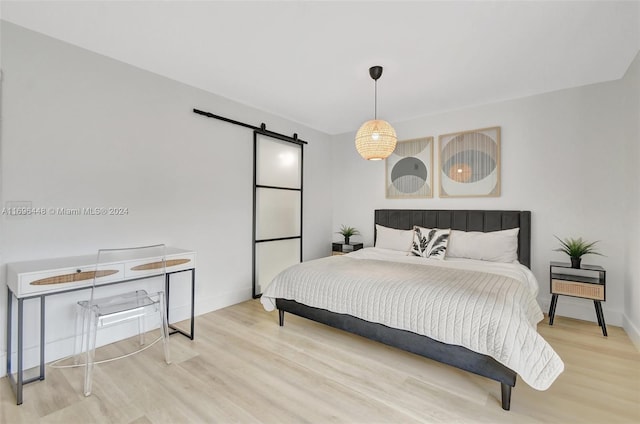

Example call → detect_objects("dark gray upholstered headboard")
374 209 531 269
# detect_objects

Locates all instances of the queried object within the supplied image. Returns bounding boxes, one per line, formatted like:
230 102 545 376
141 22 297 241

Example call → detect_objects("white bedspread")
261 248 564 390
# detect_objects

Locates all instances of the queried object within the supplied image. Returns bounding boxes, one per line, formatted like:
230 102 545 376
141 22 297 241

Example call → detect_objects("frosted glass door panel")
253 131 302 298
255 239 300 294
256 188 301 240
256 135 301 189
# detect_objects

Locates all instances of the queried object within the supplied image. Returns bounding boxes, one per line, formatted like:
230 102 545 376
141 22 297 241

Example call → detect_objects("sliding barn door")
253 132 303 297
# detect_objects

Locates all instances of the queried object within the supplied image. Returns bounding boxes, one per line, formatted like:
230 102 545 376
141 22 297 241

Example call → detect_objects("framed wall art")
439 126 500 197
385 136 433 199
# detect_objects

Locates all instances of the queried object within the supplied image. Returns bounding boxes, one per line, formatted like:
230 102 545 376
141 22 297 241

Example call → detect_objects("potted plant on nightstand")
338 225 360 245
554 236 603 268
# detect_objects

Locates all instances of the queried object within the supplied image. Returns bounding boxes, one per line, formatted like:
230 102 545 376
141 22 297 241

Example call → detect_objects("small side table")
548 261 607 336
332 242 363 256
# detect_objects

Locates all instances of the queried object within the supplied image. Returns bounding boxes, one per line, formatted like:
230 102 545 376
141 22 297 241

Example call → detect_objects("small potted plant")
337 225 360 245
554 235 603 268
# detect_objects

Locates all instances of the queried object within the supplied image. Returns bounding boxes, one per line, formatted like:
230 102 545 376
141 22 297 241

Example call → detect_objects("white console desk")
5 247 196 405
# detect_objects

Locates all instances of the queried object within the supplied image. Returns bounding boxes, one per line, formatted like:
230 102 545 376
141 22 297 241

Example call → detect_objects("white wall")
332 54 640 337
0 22 333 374
622 52 640 348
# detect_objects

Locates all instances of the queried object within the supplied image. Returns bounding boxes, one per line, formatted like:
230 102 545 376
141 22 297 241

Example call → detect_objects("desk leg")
39 296 46 380
6 288 11 376
165 273 170 325
548 294 559 326
166 269 195 340
17 297 24 405
6 288 16 403
5 290 25 405
189 269 195 339
594 301 608 337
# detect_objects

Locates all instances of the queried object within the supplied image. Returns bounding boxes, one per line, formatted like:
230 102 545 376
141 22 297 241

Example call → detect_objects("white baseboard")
196 287 252 316
623 315 640 351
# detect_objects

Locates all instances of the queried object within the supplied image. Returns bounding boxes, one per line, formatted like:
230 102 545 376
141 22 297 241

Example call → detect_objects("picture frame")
385 136 434 199
438 126 500 197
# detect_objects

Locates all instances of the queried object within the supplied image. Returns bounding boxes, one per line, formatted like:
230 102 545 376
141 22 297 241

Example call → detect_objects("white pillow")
446 228 520 263
375 224 414 252
411 226 450 260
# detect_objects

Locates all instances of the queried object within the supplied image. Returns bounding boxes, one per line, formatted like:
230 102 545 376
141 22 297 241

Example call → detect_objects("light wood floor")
2 300 639 423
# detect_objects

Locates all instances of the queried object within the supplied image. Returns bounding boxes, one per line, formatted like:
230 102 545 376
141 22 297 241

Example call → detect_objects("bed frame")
276 209 532 410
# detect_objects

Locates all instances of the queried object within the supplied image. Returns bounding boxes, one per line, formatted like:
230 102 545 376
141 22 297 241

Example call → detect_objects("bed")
260 209 563 410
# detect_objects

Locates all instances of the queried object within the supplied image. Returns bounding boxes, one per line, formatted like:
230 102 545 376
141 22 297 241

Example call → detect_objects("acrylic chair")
74 244 171 396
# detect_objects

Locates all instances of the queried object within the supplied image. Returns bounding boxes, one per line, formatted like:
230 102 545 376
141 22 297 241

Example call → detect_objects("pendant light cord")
374 79 378 119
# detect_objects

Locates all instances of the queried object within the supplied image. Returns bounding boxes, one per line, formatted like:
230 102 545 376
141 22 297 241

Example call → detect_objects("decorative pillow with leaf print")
411 226 450 260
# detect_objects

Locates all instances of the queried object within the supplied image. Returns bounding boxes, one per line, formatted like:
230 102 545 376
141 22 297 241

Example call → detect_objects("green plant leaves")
338 225 360 237
554 235 603 258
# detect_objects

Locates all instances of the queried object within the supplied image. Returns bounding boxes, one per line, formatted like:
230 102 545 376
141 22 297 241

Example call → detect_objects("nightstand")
548 261 607 336
332 242 363 256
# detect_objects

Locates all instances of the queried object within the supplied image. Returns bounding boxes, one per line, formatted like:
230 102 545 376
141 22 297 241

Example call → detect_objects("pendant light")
355 66 397 160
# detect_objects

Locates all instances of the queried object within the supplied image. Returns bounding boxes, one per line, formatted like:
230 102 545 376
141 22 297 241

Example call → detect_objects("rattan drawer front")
10 263 125 297
552 279 604 300
125 252 196 279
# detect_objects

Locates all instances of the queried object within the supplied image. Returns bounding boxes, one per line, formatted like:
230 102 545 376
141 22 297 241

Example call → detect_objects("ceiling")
2 1 639 135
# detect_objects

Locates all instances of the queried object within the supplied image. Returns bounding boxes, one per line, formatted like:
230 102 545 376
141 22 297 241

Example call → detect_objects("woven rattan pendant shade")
355 66 397 160
355 119 397 160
